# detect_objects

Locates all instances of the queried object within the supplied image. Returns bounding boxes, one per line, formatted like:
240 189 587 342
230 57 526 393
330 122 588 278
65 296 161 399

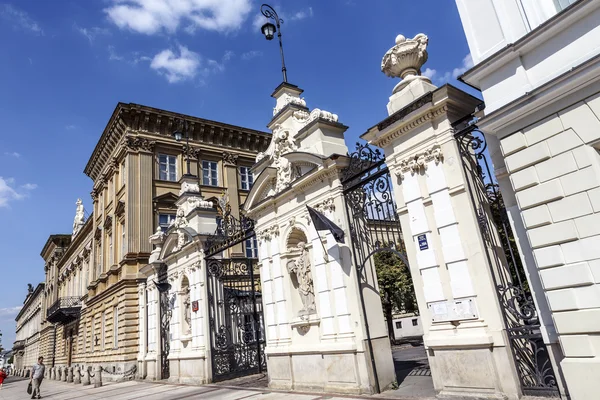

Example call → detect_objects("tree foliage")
374 251 418 315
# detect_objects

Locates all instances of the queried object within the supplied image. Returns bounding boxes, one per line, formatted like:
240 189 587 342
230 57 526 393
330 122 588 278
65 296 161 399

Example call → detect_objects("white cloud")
452 53 474 79
4 152 20 158
291 7 313 21
150 46 201 83
241 50 262 60
421 54 473 85
0 306 21 318
65 124 77 130
0 4 43 35
0 177 36 208
105 0 252 35
108 45 124 61
75 24 110 44
422 68 437 80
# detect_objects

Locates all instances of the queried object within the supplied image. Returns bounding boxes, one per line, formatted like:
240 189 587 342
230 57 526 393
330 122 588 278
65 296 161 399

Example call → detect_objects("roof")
84 102 272 181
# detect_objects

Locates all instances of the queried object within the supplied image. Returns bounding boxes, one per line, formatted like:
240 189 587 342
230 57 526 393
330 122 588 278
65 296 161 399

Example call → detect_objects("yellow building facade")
38 103 269 379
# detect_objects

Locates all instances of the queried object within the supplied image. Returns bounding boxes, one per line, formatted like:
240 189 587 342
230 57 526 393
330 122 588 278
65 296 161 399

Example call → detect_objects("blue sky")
0 0 476 347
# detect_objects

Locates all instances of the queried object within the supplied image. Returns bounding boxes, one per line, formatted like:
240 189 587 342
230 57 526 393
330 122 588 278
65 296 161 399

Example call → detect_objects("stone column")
360 33 521 399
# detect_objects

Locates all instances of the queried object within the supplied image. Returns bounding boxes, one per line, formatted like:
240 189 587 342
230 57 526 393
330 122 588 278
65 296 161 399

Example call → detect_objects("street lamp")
260 4 288 83
172 119 193 177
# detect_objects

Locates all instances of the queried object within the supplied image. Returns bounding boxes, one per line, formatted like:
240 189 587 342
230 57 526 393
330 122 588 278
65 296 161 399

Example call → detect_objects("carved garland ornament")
256 225 280 242
273 93 307 116
396 144 443 177
123 135 156 153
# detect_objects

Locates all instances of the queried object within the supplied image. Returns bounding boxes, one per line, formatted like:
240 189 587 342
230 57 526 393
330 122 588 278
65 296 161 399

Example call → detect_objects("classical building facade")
13 283 45 376
456 0 600 398
36 103 269 381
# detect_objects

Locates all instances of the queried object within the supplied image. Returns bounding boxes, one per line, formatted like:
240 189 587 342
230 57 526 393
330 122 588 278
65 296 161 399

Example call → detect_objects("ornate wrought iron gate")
204 202 265 382
454 120 559 397
341 143 410 394
159 283 172 380
341 143 408 271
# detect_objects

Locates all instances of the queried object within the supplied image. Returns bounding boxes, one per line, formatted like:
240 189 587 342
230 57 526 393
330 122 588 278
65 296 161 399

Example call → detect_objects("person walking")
0 367 7 390
29 357 45 399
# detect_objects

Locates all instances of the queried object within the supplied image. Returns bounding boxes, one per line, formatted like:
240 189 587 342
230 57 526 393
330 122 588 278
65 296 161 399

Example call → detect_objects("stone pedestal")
74 366 81 384
82 367 91 386
245 83 395 395
363 81 521 399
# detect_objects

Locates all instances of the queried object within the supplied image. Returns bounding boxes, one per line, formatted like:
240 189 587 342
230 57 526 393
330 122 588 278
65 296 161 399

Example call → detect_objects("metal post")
261 4 288 83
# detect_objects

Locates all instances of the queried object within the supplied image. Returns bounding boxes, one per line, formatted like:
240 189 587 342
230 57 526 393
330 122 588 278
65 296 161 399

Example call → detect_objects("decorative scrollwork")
205 197 256 257
206 257 265 381
454 122 558 395
342 142 385 184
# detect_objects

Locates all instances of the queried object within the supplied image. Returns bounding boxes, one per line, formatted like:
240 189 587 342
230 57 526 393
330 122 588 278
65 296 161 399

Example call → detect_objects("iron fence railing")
47 297 82 319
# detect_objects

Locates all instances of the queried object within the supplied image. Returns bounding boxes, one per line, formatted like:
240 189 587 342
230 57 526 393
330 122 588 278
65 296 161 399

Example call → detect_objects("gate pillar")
244 83 395 394
362 34 522 399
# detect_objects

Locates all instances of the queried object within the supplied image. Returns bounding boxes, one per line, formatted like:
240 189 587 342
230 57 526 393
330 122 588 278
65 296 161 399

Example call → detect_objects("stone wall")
497 91 600 400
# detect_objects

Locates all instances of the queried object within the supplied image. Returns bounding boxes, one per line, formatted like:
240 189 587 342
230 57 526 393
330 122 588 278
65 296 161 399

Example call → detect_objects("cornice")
84 102 272 182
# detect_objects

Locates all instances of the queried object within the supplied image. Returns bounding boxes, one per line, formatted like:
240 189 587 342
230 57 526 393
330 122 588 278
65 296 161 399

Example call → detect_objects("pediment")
154 192 179 205
159 226 198 259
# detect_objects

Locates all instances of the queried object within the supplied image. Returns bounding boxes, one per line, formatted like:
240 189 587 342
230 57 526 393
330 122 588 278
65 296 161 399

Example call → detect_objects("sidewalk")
0 376 435 400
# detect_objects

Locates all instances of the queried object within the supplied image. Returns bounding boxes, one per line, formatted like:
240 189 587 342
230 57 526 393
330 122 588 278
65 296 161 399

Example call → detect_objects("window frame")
245 237 258 259
202 160 219 186
412 318 418 326
239 166 254 190
113 306 119 349
158 214 177 233
158 153 178 182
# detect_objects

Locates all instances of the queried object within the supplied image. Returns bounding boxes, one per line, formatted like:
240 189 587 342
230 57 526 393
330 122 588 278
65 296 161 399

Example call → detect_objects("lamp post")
173 119 193 177
260 4 288 83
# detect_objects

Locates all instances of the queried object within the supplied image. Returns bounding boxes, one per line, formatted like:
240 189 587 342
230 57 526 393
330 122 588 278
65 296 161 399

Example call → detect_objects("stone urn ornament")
381 33 431 94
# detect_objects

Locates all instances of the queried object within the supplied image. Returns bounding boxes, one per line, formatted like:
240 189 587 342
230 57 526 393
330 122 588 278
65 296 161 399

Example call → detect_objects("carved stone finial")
381 33 431 94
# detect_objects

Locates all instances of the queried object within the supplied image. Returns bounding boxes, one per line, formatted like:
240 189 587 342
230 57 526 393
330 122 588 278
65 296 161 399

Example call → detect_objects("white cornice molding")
478 54 600 136
462 0 599 86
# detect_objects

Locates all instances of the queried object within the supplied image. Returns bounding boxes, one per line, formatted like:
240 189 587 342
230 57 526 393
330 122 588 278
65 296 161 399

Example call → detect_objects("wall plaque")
417 234 428 250
192 300 199 312
428 297 478 322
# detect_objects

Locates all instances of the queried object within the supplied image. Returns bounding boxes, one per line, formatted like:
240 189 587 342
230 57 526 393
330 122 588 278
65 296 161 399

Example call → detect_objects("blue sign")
417 234 428 251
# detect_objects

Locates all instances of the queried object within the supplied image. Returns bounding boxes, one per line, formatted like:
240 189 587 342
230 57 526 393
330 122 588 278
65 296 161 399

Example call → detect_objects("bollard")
62 366 68 382
74 366 81 384
67 366 73 383
52 367 56 380
93 366 102 388
82 366 91 386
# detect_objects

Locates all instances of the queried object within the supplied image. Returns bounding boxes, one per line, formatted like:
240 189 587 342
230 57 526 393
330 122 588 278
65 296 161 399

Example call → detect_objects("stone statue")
72 198 85 236
27 283 34 294
274 154 292 193
182 285 191 335
287 242 316 316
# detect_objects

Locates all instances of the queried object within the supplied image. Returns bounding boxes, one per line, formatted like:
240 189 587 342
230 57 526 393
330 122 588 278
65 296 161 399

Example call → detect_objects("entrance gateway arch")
138 32 561 399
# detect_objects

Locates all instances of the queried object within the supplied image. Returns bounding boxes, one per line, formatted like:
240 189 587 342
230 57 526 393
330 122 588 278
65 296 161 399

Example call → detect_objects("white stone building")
13 283 45 376
391 315 423 340
456 0 600 398
138 177 217 384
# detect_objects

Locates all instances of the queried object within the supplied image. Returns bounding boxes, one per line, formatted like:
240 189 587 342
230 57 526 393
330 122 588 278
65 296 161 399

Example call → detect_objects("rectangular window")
95 243 102 278
159 214 176 233
395 321 402 329
113 306 118 349
240 166 254 190
121 221 126 258
91 317 95 352
108 233 113 266
245 237 258 258
412 318 418 326
120 160 126 187
101 311 106 350
554 0 576 11
83 320 87 353
202 161 218 186
159 154 177 181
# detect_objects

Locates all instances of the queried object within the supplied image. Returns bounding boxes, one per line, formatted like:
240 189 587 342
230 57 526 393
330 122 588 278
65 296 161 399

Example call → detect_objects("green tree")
374 250 418 341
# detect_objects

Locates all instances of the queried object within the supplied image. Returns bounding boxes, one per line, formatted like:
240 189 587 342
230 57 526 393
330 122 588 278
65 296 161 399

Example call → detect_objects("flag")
306 206 345 243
